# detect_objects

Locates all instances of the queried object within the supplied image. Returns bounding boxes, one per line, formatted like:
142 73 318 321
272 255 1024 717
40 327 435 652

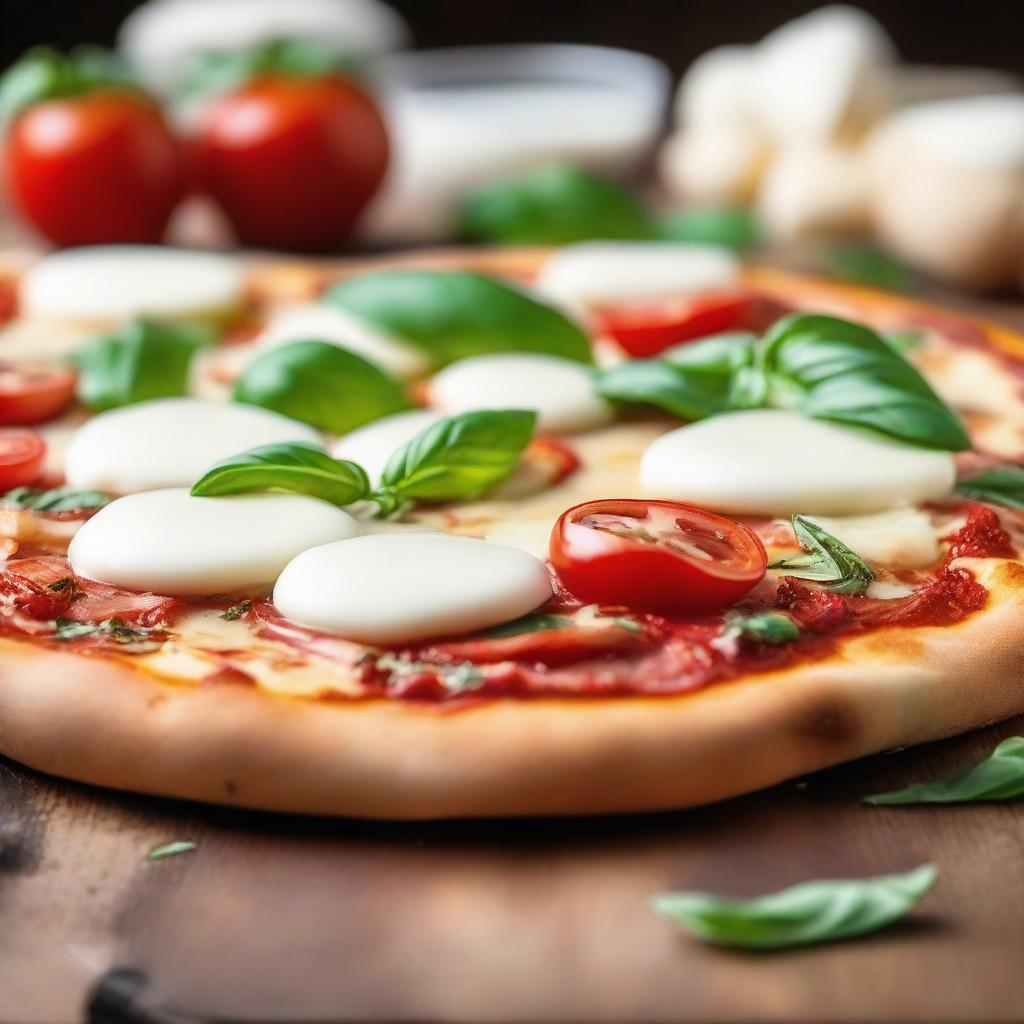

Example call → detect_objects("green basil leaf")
955 466 1024 509
2 486 110 512
760 314 970 451
866 736 1024 804
325 271 592 367
146 840 197 861
770 515 874 595
71 318 213 412
54 617 154 644
191 442 370 506
728 611 801 645
456 164 655 245
53 618 98 641
221 599 253 622
827 243 917 293
233 340 411 434
657 205 762 253
377 410 536 509
884 328 925 356
651 863 937 949
478 613 574 638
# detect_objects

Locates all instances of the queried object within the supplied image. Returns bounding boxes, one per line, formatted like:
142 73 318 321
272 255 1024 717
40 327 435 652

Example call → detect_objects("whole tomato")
196 74 389 252
2 49 183 246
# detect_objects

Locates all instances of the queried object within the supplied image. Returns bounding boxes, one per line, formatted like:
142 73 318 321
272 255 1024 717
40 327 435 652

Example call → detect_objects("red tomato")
196 75 389 251
550 499 766 616
0 429 47 489
5 92 184 246
0 365 76 425
594 291 753 358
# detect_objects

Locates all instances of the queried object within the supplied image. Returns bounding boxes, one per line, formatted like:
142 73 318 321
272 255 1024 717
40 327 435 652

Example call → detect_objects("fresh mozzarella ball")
757 144 870 239
640 409 955 516
750 5 894 144
20 247 244 326
65 398 320 494
331 409 444 484
866 95 1024 290
69 488 361 597
534 241 741 317
274 533 552 644
659 128 767 205
253 304 429 380
428 353 612 434
675 45 757 129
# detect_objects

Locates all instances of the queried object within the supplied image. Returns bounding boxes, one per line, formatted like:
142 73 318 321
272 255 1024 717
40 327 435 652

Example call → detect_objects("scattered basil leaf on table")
866 737 1024 805
657 206 762 253
477 613 575 638
726 611 801 645
376 410 537 515
71 318 213 412
955 466 1024 509
827 243 917 293
325 271 593 367
191 442 370 506
233 339 411 434
651 863 937 950
2 486 110 512
770 516 874 596
456 164 655 245
147 840 197 861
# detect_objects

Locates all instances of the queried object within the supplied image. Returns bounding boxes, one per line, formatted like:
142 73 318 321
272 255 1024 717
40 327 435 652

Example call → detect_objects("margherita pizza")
1 241 1023 819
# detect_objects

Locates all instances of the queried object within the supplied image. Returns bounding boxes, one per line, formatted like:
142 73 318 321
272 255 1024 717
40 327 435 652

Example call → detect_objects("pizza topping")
0 429 46 491
769 516 874 595
801 508 942 570
428 353 613 434
273 533 553 645
549 499 766 615
2 486 109 512
20 247 244 325
68 488 360 597
64 397 319 494
775 577 850 632
0 363 76 425
942 504 1014 561
332 409 445 485
641 410 956 516
955 465 1024 510
724 610 801 646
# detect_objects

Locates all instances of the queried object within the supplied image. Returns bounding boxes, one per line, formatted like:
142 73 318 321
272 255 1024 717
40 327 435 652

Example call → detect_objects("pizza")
0 240 1023 820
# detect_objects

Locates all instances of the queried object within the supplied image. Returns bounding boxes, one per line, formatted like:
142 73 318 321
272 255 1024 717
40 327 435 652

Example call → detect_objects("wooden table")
3 270 1024 1024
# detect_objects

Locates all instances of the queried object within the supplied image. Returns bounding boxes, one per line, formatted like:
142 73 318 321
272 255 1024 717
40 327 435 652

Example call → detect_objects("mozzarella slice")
331 409 444 484
69 489 360 597
21 247 244 325
65 398 320 494
805 508 942 569
254 303 429 380
274 533 552 644
640 409 955 515
428 353 612 434
535 241 741 317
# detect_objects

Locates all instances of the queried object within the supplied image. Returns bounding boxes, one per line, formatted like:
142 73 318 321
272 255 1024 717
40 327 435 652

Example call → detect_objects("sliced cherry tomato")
0 429 47 489
0 365 76 425
550 499 766 616
594 291 753 358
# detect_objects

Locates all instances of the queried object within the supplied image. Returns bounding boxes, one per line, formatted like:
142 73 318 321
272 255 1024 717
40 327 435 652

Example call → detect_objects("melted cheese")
806 508 942 569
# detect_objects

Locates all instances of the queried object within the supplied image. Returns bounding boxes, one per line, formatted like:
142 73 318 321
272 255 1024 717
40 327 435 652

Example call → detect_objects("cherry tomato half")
594 291 753 358
0 429 47 489
6 92 184 246
0 365 76 425
550 499 766 616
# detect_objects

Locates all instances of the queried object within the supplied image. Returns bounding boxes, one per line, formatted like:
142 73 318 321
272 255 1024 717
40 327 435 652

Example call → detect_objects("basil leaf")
191 442 369 506
651 863 937 949
884 328 924 356
325 271 592 367
955 466 1024 509
770 515 874 595
233 340 411 434
377 410 536 510
147 840 197 861
221 599 253 621
3 486 110 512
867 736 1024 804
456 164 654 245
53 618 98 641
728 611 800 645
71 318 213 412
478 613 574 638
658 205 761 253
760 314 970 451
54 617 153 643
827 243 917 293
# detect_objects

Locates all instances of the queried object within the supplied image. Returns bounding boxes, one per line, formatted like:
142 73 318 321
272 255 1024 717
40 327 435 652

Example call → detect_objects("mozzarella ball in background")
70 488 361 597
274 533 552 644
659 129 767 206
866 95 1024 291
331 409 444 484
427 353 612 435
65 398 320 494
675 45 758 130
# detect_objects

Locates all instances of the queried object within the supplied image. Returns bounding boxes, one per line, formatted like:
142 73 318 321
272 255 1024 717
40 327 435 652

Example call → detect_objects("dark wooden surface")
3 278 1024 1024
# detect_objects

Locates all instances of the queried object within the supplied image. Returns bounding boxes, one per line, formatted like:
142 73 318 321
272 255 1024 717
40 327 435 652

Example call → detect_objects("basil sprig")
867 737 1024 805
191 443 370 505
657 205 761 253
955 465 1024 509
726 611 801 645
651 863 937 950
3 486 110 512
325 271 592 368
770 516 874 595
71 319 213 412
456 164 655 246
233 340 411 434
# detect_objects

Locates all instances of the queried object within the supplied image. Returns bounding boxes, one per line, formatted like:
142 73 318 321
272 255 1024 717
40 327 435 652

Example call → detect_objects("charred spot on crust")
789 692 861 749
